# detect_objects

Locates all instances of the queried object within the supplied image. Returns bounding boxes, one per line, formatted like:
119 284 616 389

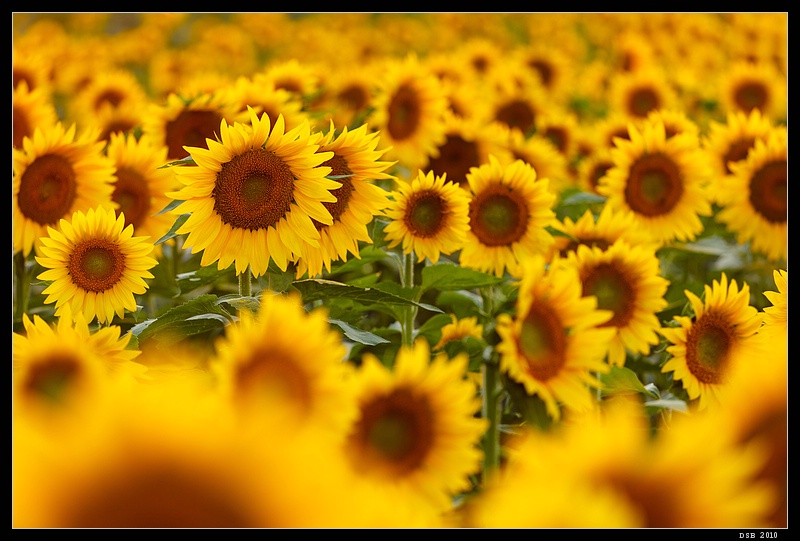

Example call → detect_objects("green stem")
400 251 416 347
13 251 30 327
239 265 252 297
481 356 502 481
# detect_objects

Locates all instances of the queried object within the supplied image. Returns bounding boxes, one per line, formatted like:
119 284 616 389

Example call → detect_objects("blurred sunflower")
13 122 117 258
343 340 487 511
382 169 471 265
760 269 787 337
511 42 575 98
222 74 310 133
547 204 659 262
210 292 358 440
426 113 513 187
63 67 149 127
460 155 557 278
533 109 581 164
659 273 764 411
487 73 548 136
567 240 669 367
606 66 679 120
702 108 775 205
597 117 713 244
293 122 393 278
575 146 615 195
645 108 701 140
257 57 322 99
12 79 57 149
717 60 787 121
35 206 158 325
503 128 572 195
104 133 178 260
495 256 616 421
166 109 338 276
141 90 243 162
369 53 449 172
715 126 787 262
91 100 148 143
308 64 378 129
434 314 484 351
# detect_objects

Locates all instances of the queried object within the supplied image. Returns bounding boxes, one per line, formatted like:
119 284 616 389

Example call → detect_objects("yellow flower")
12 79 57 149
382 169 471 264
166 108 340 276
434 314 483 350
13 122 117 257
717 60 787 121
35 206 158 325
660 273 764 411
715 126 787 262
343 340 486 511
606 66 679 119
495 255 616 421
460 155 557 278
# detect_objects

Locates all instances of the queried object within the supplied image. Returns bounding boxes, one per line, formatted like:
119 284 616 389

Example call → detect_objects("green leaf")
176 265 235 296
154 214 190 245
329 318 390 346
154 199 186 215
414 313 455 348
130 294 233 346
643 398 688 414
216 294 261 314
292 279 442 313
420 263 504 293
598 365 660 399
158 155 196 168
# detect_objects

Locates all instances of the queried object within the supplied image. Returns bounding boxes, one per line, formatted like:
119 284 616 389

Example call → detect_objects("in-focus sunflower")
13 122 117 258
659 273 764 411
460 155 557 278
717 60 787 121
12 79 57 149
141 90 243 162
761 269 787 337
382 169 471 265
425 113 513 187
702 108 776 205
343 340 487 511
35 206 158 325
369 54 450 172
104 132 178 259
293 121 393 278
715 126 787 262
210 292 358 440
495 256 616 421
547 204 659 262
597 117 713 245
567 240 669 367
167 109 339 277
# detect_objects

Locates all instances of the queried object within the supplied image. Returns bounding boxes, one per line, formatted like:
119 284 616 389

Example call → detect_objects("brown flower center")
427 134 480 186
24 355 81 405
67 239 127 293
314 154 354 229
627 87 661 118
404 190 446 238
94 89 125 111
733 81 768 113
17 153 77 226
495 99 536 134
387 83 421 140
213 148 295 231
165 109 223 160
723 137 756 174
469 186 529 247
685 312 734 385
580 262 635 328
529 59 554 88
749 159 786 224
12 104 31 148
624 153 684 217
112 167 151 229
516 303 567 381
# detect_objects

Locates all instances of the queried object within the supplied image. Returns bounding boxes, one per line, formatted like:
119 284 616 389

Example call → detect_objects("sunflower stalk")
400 251 417 347
481 354 502 481
13 251 30 326
239 266 252 297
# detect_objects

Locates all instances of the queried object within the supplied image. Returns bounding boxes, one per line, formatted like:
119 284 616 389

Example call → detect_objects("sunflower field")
12 13 787 529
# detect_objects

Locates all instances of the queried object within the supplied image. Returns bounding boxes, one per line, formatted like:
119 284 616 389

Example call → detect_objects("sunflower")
567 239 669 367
210 292 358 441
702 108 776 205
12 79 57 149
503 128 572 195
511 41 575 98
222 74 310 133
140 90 244 162
547 204 659 262
343 340 487 511
486 71 548 136
13 379 361 528
166 109 339 277
606 66 679 120
715 126 787 262
761 269 787 337
460 155 557 278
104 132 178 260
63 67 149 127
293 121 393 278
434 314 484 351
382 169 471 265
369 53 450 172
659 273 764 411
35 205 158 325
471 396 776 527
91 100 148 143
495 255 616 421
575 146 615 195
645 108 701 140
596 117 713 245
307 63 379 129
425 112 513 187
257 57 322 99
13 122 117 258
717 60 787 121
12 303 144 420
